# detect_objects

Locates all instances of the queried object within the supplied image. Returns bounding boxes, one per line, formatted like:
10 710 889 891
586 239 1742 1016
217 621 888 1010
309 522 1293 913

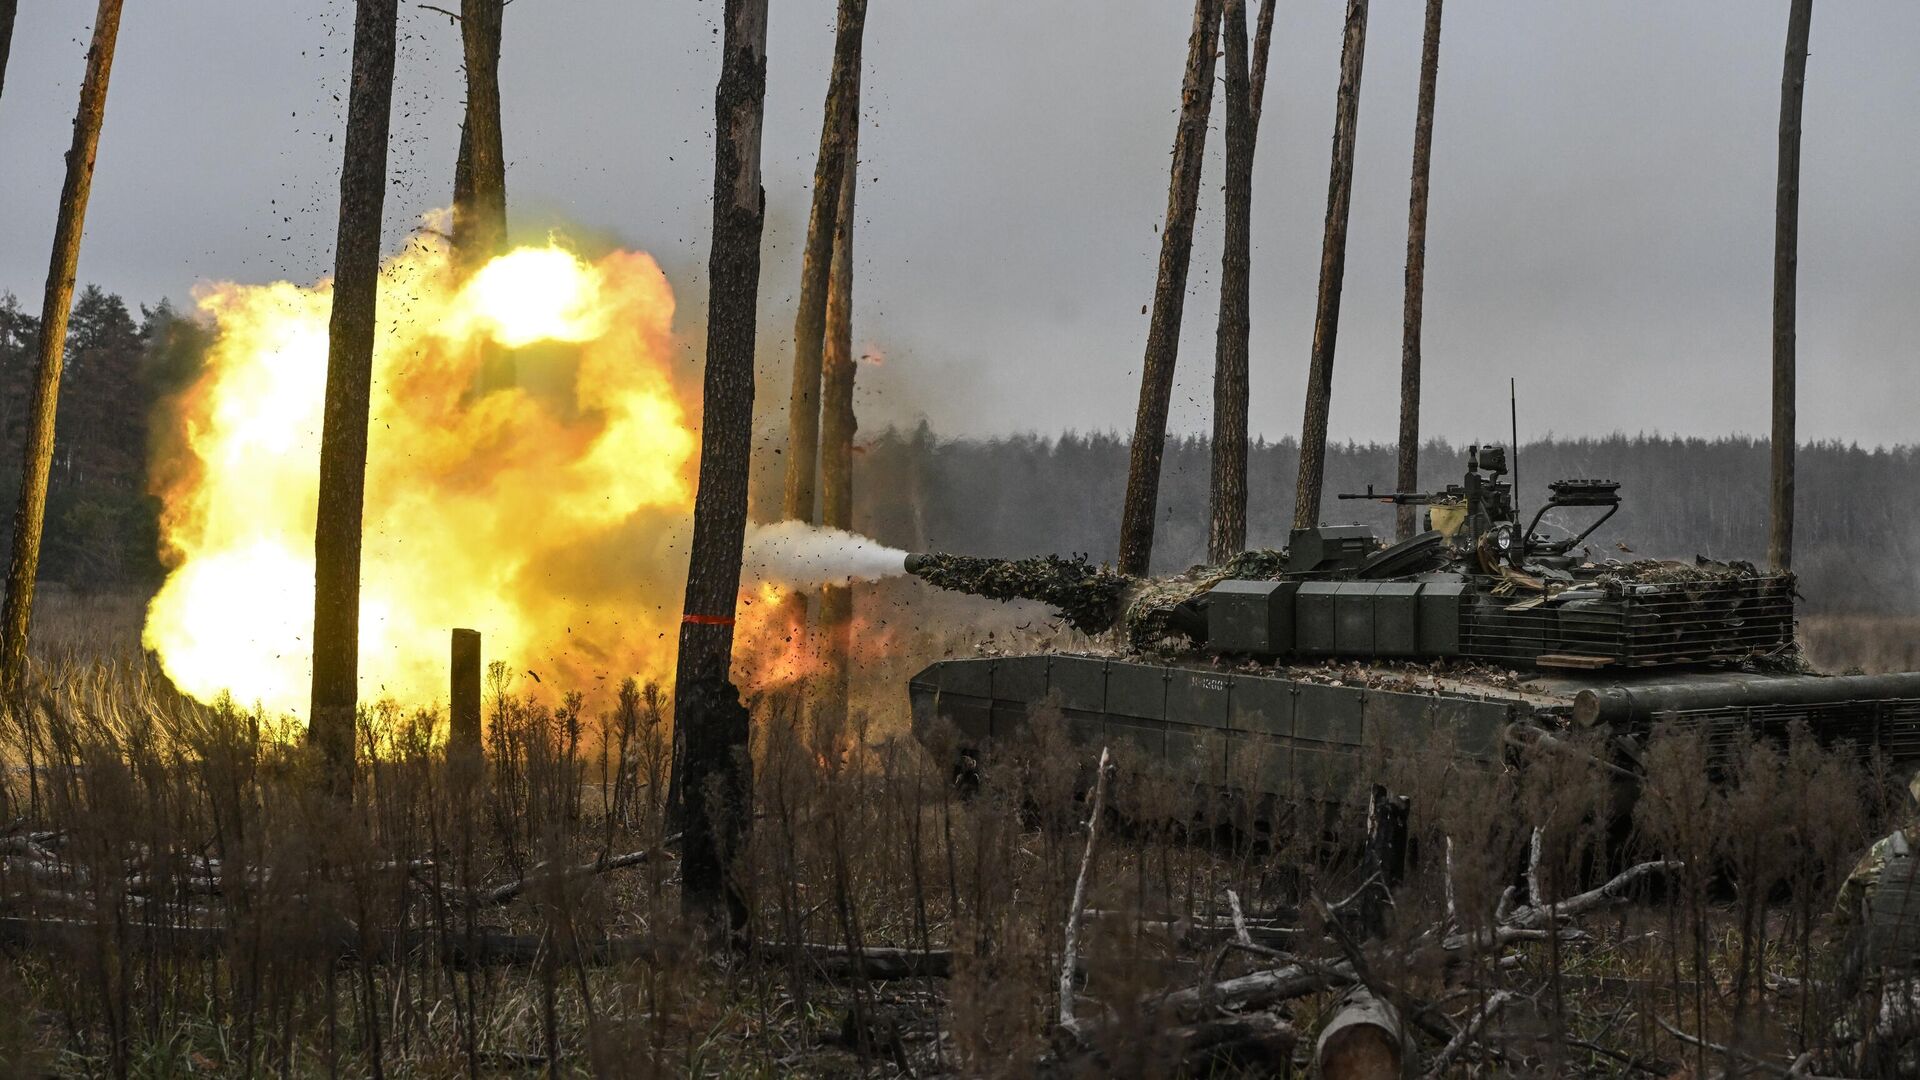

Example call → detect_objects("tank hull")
910 655 1920 803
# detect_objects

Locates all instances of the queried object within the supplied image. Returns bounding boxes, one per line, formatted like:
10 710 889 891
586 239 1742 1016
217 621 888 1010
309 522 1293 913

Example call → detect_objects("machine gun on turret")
1337 444 1621 572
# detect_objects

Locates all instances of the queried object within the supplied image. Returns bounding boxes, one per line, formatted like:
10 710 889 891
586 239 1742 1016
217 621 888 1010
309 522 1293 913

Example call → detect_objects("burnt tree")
782 0 868 529
820 147 858 726
1207 0 1276 564
1118 0 1222 577
0 0 125 691
308 0 400 785
1394 0 1444 541
673 0 769 935
1770 0 1813 572
1292 0 1370 532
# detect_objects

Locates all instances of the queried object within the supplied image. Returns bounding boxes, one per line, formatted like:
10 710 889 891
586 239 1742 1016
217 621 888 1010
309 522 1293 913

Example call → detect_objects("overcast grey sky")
2 1 1916 447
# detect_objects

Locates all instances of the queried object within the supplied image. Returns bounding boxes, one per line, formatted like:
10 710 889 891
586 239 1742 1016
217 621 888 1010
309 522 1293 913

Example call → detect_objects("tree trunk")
1118 0 1222 577
0 0 18 104
1206 0 1275 565
1770 0 1812 572
452 119 474 249
0 0 124 692
308 0 400 787
1395 0 1443 541
820 146 858 730
1291 0 1370 532
778 0 868 651
672 0 769 936
453 0 507 273
783 0 869 528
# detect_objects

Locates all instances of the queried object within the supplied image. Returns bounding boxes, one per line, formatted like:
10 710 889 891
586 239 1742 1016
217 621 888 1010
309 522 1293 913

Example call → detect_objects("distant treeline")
827 426 1920 616
3 286 1913 615
0 287 208 590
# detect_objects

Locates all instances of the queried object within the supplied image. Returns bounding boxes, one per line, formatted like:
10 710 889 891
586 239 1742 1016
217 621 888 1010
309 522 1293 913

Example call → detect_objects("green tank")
905 446 1920 801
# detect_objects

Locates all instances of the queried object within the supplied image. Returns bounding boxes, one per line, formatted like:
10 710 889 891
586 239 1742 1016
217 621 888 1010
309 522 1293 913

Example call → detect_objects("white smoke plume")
741 521 911 589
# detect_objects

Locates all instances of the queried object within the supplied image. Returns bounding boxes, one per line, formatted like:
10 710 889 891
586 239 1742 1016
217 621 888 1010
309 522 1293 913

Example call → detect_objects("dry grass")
1802 614 1920 674
0 594 1912 1075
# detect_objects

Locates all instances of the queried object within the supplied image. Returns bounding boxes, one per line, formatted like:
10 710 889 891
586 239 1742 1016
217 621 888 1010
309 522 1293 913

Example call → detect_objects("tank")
904 445 1920 802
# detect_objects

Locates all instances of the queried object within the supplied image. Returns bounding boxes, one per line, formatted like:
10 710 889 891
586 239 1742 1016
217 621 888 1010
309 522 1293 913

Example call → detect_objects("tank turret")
906 446 1798 671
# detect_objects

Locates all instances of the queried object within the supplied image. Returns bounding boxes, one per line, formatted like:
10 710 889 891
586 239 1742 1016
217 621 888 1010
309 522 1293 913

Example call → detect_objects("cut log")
1315 988 1404 1080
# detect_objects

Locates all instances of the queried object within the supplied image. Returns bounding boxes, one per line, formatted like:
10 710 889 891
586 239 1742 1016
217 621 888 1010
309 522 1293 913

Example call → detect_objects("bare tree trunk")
0 0 18 105
1770 0 1813 572
1206 0 1275 565
0 0 124 692
308 0 400 787
451 119 474 249
1118 0 1222 577
778 0 867 650
445 0 513 394
820 145 858 730
673 0 769 936
783 0 869 528
455 0 507 272
1395 0 1443 541
1291 0 1370 532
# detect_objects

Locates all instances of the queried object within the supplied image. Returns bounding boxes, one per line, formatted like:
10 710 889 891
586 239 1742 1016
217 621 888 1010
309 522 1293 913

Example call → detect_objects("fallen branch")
1155 959 1353 1022
1054 1010 1295 1076
1653 1016 1843 1080
1059 746 1111 1035
1419 990 1515 1080
769 942 956 980
473 836 678 908
1506 860 1680 931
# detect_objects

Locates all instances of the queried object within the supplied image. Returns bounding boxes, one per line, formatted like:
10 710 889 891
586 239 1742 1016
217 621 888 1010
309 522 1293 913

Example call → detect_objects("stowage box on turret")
903 446 1920 803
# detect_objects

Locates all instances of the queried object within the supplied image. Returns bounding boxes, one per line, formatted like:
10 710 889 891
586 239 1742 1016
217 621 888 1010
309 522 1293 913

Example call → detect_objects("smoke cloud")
742 521 910 589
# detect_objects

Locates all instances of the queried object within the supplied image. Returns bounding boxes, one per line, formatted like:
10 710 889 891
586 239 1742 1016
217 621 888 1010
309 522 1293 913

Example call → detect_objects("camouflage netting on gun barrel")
908 553 1133 634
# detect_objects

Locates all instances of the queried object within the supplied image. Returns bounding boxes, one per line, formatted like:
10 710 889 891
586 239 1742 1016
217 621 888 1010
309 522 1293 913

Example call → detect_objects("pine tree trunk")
1118 0 1222 577
0 0 124 692
454 0 507 273
1206 0 1274 565
783 0 869 528
308 0 400 787
673 0 769 936
1770 0 1812 572
1395 0 1443 541
452 119 474 250
0 0 18 104
1292 0 1370 532
820 147 858 729
459 0 512 392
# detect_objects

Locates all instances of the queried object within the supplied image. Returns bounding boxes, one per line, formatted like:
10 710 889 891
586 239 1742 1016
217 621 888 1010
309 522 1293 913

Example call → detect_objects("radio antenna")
1510 377 1521 535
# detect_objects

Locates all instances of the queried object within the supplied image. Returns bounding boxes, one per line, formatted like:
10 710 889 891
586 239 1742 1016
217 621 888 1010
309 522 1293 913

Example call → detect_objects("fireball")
145 235 699 715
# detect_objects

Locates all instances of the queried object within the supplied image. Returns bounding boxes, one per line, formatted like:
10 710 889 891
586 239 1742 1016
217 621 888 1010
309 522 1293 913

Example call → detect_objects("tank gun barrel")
903 551 1133 635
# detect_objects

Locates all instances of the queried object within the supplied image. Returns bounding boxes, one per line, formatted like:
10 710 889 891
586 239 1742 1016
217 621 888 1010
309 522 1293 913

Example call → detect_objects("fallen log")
0 913 959 981
471 839 676 908
1156 959 1352 1022
1316 987 1404 1080
1055 1010 1296 1076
